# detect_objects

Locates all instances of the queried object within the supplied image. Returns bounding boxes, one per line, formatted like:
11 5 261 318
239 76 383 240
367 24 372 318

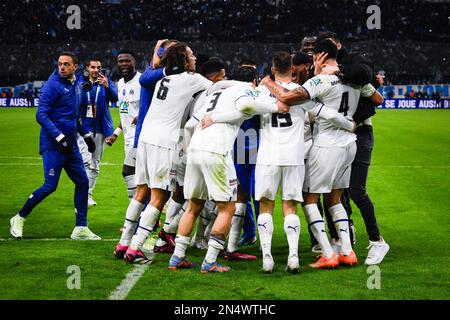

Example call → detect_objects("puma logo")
287 225 299 232
258 222 267 229
340 228 348 234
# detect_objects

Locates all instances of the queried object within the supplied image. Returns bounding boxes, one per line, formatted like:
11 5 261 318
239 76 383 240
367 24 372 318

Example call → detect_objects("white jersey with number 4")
256 82 315 166
117 72 142 143
139 72 211 149
302 74 376 147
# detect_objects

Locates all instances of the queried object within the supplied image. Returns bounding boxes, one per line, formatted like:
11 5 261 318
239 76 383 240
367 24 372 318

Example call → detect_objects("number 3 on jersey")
157 78 170 100
206 91 222 112
338 92 349 116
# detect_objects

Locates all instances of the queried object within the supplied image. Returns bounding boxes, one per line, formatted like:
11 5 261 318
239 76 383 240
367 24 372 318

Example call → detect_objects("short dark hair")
87 56 102 66
59 51 78 64
292 51 312 66
313 39 338 59
317 31 341 44
117 49 135 58
199 58 225 78
230 66 258 83
272 51 292 74
238 59 257 68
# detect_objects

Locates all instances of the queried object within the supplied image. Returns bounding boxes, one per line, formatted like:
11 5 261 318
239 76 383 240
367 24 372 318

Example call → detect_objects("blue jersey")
133 66 165 148
36 70 87 154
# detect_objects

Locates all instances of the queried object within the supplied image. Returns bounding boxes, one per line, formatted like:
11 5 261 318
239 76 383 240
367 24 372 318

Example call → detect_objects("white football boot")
71 226 101 240
88 194 97 207
285 254 300 273
10 214 26 239
365 236 390 265
262 254 275 273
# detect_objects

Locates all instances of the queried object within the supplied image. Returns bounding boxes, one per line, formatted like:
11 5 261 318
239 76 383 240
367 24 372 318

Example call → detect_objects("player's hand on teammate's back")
83 134 96 153
56 136 73 155
200 113 214 129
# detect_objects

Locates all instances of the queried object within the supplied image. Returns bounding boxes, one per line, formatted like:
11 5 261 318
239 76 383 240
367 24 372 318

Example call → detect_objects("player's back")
189 83 254 156
256 82 306 165
139 72 211 149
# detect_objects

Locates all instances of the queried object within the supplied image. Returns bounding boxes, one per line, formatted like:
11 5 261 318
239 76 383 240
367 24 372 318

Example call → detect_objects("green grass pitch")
0 108 449 300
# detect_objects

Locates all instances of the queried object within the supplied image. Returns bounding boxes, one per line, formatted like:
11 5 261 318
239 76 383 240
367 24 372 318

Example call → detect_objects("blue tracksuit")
80 80 117 136
234 116 260 240
18 69 90 226
133 66 165 148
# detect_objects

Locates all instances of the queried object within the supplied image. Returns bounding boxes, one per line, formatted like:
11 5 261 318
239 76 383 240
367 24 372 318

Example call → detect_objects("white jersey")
139 72 211 149
303 74 376 147
117 72 142 140
188 84 255 156
256 82 315 166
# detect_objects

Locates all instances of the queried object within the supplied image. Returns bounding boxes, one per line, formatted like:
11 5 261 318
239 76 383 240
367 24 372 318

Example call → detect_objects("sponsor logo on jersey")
245 89 260 98
311 78 322 86
331 79 341 86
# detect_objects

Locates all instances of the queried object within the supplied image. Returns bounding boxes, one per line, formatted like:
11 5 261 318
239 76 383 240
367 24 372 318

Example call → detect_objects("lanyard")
87 84 101 106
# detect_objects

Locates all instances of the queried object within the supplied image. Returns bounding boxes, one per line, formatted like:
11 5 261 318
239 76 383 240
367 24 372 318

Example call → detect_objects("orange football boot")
309 253 339 269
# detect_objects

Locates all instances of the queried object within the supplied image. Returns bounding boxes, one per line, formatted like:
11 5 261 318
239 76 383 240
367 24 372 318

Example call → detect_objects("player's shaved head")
272 51 292 76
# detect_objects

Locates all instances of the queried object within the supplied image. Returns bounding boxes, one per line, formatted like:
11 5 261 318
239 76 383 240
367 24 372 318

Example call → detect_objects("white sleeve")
211 110 247 124
183 116 199 150
360 83 377 98
302 75 329 100
191 73 213 93
313 104 354 132
236 95 278 115
206 80 243 96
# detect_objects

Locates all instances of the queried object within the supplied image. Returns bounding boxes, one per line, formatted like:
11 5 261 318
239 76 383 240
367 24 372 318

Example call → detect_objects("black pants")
343 125 380 242
308 125 380 245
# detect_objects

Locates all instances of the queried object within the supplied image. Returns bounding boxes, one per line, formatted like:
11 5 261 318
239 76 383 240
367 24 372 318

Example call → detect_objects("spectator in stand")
409 90 415 99
421 90 429 99
25 87 34 107
7 89 13 98
1 91 6 98
415 91 423 99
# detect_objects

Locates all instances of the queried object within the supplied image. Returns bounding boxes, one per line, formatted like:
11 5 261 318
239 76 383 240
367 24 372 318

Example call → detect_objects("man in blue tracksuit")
10 52 101 240
78 57 117 207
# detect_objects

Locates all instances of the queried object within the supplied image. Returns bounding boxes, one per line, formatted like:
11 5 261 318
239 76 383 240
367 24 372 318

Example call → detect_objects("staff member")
10 52 101 240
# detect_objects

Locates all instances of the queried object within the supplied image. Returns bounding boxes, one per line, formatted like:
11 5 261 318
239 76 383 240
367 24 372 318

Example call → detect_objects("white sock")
130 205 160 250
205 207 218 240
88 168 99 195
257 213 274 258
205 236 225 264
173 235 190 258
166 201 188 234
119 199 145 246
303 204 334 258
124 175 136 200
284 214 300 257
163 198 183 233
329 203 352 255
192 207 210 243
227 202 246 253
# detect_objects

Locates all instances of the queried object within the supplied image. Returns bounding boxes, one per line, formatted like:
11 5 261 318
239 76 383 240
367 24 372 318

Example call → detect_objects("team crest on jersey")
311 78 322 86
129 89 134 95
122 89 126 96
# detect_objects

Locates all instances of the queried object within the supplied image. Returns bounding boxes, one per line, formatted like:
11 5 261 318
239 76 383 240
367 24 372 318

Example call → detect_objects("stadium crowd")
0 0 449 86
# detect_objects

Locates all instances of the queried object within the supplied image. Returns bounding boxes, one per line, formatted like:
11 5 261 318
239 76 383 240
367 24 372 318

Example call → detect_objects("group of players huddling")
10 31 390 274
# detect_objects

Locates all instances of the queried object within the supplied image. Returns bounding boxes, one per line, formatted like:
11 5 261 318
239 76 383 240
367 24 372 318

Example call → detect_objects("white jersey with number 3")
303 74 376 147
139 72 211 149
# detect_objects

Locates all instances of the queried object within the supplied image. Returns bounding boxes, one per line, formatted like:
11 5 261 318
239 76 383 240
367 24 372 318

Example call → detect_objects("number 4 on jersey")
338 92 349 116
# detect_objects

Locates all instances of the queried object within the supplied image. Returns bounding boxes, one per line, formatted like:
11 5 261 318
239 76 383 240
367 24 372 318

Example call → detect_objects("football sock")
166 201 187 234
124 174 136 200
205 235 225 264
329 203 352 256
173 235 190 258
257 213 274 258
205 207 218 240
163 198 183 233
284 214 300 257
130 205 160 250
227 203 246 253
119 199 145 246
303 204 334 258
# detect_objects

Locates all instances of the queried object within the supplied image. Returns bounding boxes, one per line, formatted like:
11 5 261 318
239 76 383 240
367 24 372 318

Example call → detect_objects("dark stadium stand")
0 0 449 86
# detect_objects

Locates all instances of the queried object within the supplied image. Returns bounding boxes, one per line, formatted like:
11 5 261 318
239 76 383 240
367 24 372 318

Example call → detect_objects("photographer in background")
78 57 118 207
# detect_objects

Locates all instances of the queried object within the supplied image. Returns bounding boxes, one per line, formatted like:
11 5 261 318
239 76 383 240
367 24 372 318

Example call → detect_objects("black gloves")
56 136 73 155
83 134 96 153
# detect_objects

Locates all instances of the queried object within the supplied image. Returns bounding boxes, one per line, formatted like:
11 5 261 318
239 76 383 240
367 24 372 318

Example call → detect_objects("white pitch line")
0 238 119 242
109 264 150 300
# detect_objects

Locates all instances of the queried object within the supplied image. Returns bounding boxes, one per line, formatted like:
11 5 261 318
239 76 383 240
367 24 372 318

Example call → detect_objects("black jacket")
337 47 377 124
